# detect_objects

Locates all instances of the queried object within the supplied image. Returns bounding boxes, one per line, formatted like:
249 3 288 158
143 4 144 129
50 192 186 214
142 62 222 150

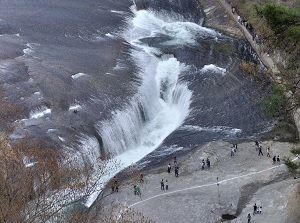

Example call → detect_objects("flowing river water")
0 0 272 207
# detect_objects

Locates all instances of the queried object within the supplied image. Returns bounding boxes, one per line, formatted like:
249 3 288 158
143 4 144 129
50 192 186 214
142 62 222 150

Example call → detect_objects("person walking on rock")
258 145 263 156
247 213 251 223
161 179 164 190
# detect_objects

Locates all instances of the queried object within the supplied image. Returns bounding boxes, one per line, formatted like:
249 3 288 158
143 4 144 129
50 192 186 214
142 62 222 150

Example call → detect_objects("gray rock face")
95 141 300 223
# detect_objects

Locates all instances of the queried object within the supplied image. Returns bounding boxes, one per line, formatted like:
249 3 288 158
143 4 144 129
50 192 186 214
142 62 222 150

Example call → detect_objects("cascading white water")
95 6 209 165
97 52 192 164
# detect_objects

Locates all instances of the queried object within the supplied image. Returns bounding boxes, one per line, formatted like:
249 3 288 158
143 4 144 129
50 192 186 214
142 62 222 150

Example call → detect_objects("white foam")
29 106 51 119
105 33 114 38
69 104 82 111
200 64 226 76
23 43 40 56
123 7 220 47
23 47 33 55
71 73 86 79
58 136 65 142
180 125 242 135
110 10 127 15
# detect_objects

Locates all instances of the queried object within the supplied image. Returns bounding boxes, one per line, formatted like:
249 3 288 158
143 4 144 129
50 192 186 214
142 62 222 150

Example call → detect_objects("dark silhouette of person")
267 147 271 158
174 157 177 165
273 156 276 164
247 213 251 222
258 146 263 156
140 173 144 183
206 158 211 170
167 164 171 173
114 181 119 193
161 179 164 190
253 203 257 215
175 166 179 177
255 141 259 151
277 155 280 164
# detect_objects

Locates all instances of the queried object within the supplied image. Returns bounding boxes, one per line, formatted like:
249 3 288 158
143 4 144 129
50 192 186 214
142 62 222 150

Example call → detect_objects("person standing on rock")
114 181 119 193
258 145 263 156
175 166 179 177
266 147 271 158
277 155 280 164
234 143 237 152
161 179 164 190
231 147 235 156
167 163 172 173
206 158 211 170
136 184 141 196
201 159 205 170
140 173 144 183
165 180 168 190
273 155 277 164
247 213 251 223
253 203 257 215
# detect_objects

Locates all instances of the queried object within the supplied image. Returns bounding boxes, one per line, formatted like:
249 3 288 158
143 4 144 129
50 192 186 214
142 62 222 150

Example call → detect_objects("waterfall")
95 5 202 165
97 52 192 164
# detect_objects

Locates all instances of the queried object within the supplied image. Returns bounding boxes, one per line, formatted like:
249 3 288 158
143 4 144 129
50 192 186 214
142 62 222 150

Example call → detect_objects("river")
0 0 272 208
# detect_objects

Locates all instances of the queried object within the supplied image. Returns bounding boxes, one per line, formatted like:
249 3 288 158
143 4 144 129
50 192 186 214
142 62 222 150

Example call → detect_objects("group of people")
226 1 260 46
160 179 168 190
247 203 263 222
253 203 263 214
255 141 281 164
167 157 179 177
201 157 211 170
133 173 145 196
273 155 281 164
